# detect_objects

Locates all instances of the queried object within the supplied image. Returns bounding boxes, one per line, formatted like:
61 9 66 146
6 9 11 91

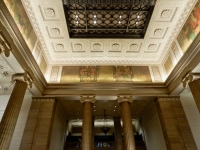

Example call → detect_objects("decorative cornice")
117 96 133 103
80 96 96 103
182 71 200 88
0 30 11 57
12 72 33 88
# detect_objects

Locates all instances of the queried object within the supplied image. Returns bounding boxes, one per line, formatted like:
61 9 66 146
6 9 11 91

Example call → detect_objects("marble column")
182 73 200 112
156 96 197 150
118 96 136 150
80 96 95 150
113 116 123 150
0 72 32 150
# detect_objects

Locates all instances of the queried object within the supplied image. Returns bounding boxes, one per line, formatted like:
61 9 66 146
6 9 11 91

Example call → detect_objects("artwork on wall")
60 66 152 83
79 66 98 82
3 0 37 51
177 1 200 53
39 56 47 75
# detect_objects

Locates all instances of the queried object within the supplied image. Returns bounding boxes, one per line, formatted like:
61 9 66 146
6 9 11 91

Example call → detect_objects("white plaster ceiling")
22 0 197 66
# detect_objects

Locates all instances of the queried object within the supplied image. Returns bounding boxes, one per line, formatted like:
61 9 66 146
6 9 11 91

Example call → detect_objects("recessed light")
115 106 116 107
136 22 138 24
137 15 140 18
75 15 78 18
114 110 115 111
118 21 121 24
76 21 79 24
94 15 96 18
94 110 96 111
119 15 122 18
94 20 97 24
94 106 95 107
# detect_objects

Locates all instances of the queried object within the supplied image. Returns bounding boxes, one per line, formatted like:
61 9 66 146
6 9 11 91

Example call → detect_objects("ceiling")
21 0 196 67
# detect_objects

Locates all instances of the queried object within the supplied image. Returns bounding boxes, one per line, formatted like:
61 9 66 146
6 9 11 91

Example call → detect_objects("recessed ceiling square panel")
63 0 156 38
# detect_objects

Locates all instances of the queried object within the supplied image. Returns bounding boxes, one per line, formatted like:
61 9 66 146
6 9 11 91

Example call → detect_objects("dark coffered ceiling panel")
63 0 156 38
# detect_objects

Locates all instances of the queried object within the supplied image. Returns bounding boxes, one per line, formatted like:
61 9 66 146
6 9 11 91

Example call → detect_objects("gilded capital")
12 72 33 88
0 31 11 57
182 71 200 88
117 96 133 103
80 96 96 103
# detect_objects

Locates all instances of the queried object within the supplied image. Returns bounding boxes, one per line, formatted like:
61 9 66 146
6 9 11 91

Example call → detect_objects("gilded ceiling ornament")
130 44 138 50
56 44 64 50
93 43 101 51
112 43 119 50
161 9 171 18
51 28 60 35
148 44 156 50
45 8 55 17
154 29 163 36
74 43 82 50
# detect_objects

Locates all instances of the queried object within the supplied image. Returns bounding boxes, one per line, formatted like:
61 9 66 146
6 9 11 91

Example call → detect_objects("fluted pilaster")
80 96 95 150
0 72 32 150
118 96 136 150
156 97 197 150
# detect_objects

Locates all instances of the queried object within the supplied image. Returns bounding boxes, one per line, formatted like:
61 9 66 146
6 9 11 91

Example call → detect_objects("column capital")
182 70 200 88
0 31 11 57
12 72 33 88
117 96 133 103
80 96 96 103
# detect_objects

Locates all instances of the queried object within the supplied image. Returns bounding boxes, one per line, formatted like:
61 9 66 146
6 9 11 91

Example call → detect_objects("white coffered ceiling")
22 0 197 66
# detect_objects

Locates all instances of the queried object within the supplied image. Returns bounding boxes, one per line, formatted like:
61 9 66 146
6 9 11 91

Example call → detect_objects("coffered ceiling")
22 0 197 67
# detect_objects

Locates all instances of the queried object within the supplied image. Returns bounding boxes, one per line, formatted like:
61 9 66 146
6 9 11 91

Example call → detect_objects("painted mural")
3 0 37 51
177 1 200 53
60 66 152 83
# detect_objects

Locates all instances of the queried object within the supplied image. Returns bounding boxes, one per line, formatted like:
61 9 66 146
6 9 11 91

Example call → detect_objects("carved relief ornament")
12 72 33 88
80 96 96 103
117 96 133 103
0 31 11 57
182 71 200 88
